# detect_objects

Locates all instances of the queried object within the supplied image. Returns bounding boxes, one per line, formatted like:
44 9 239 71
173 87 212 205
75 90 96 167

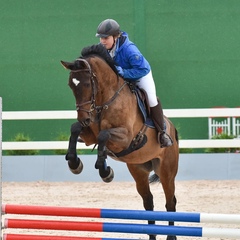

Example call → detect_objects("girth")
106 124 148 158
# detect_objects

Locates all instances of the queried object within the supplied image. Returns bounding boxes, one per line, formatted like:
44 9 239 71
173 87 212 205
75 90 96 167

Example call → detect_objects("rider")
95 19 173 148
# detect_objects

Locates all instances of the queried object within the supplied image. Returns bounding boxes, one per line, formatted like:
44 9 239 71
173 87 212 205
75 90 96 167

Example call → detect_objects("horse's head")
61 58 97 127
61 44 121 127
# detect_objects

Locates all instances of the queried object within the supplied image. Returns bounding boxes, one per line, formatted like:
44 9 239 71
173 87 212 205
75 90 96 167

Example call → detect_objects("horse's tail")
175 127 179 143
149 173 160 184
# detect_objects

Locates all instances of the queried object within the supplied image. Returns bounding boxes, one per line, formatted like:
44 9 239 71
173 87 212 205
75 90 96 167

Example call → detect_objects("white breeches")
136 70 158 107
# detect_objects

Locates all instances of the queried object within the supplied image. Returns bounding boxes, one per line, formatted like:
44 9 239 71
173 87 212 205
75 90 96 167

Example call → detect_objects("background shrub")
6 133 39 155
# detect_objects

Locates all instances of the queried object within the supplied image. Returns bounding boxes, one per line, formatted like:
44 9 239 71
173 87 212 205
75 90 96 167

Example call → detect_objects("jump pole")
3 204 240 224
3 234 138 240
4 218 240 238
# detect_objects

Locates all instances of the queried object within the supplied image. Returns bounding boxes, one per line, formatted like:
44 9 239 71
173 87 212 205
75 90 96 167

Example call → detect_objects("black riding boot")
150 101 173 148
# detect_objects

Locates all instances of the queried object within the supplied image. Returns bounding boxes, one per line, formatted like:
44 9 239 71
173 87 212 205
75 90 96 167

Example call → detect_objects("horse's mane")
81 44 118 75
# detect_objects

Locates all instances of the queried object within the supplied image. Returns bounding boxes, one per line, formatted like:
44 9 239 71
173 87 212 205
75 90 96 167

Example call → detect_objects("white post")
227 117 231 135
208 117 212 139
237 119 240 137
232 117 236 136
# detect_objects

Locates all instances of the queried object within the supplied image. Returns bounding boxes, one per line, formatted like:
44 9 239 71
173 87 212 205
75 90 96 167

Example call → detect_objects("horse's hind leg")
65 122 83 174
159 157 178 240
161 179 177 240
127 163 156 240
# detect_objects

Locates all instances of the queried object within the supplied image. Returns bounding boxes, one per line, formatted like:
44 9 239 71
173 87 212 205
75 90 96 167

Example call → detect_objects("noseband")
72 58 127 125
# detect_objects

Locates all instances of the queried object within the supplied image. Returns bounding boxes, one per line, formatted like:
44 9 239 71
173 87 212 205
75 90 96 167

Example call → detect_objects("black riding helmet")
96 19 121 38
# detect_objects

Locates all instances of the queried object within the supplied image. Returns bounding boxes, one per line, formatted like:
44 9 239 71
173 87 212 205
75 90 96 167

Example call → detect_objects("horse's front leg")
95 127 129 183
95 129 114 182
65 122 83 174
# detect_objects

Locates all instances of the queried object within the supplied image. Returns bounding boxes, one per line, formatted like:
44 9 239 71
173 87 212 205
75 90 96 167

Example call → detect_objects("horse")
61 44 179 240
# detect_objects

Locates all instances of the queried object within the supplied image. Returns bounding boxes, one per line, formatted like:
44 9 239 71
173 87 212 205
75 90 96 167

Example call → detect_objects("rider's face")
100 36 115 50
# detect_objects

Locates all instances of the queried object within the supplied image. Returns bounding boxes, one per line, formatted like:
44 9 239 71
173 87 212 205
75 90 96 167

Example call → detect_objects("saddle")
107 82 155 158
127 82 155 128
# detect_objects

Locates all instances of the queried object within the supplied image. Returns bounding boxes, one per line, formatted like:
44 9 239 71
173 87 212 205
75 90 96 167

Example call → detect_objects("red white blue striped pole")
4 218 240 238
3 233 138 240
2 204 240 224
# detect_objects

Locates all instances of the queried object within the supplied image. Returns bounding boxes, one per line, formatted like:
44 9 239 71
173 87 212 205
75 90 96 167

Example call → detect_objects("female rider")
95 19 172 148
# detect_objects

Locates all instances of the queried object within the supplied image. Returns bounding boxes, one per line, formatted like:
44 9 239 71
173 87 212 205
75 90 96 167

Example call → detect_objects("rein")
73 58 127 123
95 81 127 112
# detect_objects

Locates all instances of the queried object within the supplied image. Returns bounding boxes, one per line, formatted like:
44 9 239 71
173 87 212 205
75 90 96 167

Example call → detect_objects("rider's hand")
115 66 124 77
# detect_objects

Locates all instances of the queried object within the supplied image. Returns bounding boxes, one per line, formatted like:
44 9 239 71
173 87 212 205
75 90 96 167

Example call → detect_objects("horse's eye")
83 82 91 88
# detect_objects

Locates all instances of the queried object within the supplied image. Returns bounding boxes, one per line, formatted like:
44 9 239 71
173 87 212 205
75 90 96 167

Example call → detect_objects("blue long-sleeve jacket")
114 32 151 81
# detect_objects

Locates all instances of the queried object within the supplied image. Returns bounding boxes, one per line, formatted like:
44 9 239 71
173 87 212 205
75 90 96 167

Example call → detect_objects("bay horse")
61 44 179 240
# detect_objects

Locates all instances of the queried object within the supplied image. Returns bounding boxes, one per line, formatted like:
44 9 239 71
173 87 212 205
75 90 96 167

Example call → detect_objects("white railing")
233 117 240 138
208 118 231 139
2 108 240 150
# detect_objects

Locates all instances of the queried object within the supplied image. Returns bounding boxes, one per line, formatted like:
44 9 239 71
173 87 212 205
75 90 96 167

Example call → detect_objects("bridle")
72 59 97 116
72 58 127 125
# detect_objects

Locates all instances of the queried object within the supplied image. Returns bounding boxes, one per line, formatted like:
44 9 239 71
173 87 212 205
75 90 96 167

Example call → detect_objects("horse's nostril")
79 118 91 127
85 118 91 126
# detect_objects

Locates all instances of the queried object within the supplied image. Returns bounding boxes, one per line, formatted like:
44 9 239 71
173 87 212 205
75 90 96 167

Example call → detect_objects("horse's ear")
60 60 75 70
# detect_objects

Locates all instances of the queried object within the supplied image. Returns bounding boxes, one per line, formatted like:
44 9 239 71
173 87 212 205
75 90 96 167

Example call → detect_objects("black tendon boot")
150 101 173 148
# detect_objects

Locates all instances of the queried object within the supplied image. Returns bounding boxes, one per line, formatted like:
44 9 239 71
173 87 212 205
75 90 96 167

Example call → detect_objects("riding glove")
115 66 124 77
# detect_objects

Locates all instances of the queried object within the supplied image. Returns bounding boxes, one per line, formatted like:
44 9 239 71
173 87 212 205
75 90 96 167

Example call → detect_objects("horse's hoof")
68 158 83 174
167 236 177 240
101 167 114 183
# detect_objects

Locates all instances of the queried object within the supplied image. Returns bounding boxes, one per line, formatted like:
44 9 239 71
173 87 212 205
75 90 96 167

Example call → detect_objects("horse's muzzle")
78 118 91 127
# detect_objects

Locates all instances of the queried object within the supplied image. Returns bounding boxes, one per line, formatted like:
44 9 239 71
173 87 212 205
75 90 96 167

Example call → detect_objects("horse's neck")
92 59 123 103
98 76 123 106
